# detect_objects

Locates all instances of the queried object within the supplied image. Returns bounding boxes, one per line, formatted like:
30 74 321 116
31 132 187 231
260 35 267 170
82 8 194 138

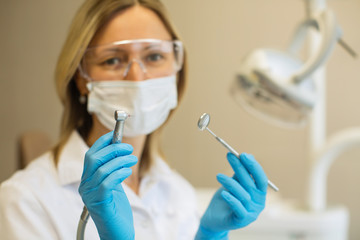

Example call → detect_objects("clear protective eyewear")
79 39 184 81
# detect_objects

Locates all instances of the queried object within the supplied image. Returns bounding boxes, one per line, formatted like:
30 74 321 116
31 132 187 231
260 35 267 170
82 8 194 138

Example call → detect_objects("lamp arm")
307 128 360 211
292 9 342 84
287 19 317 56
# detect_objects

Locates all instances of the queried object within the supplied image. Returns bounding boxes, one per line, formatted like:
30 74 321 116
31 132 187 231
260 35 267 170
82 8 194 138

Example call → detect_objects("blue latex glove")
78 131 138 240
196 153 268 240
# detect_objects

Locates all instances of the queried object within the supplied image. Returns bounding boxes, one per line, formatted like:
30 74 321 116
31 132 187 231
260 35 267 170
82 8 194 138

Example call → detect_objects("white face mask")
86 75 178 137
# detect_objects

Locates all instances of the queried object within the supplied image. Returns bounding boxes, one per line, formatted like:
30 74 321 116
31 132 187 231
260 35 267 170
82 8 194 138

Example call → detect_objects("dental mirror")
197 113 279 191
197 113 210 131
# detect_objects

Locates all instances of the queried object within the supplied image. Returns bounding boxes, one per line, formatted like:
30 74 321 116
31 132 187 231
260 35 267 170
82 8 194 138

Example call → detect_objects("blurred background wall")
0 0 359 239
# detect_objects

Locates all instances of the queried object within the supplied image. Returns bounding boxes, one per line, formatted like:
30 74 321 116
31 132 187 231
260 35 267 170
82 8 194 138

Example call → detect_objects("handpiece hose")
77 110 129 240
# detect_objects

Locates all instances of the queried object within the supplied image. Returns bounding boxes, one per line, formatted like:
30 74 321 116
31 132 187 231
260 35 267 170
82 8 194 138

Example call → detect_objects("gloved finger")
232 173 267 206
240 153 268 193
92 143 134 165
83 143 133 180
98 168 133 200
217 174 251 209
86 155 138 186
220 190 247 221
86 131 114 155
227 152 256 191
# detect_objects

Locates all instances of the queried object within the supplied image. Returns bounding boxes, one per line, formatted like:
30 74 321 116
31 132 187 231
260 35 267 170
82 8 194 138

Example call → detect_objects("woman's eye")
146 53 164 62
103 58 121 66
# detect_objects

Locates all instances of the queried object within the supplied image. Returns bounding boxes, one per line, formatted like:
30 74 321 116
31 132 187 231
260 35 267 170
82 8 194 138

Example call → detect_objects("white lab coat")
0 131 200 240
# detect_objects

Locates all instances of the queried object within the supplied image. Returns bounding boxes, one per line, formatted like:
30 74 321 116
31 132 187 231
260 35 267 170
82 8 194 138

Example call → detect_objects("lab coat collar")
122 154 174 210
123 153 173 196
138 154 173 195
57 131 88 186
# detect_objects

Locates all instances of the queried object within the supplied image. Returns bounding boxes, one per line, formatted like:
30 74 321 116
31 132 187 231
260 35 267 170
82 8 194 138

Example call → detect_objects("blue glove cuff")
195 225 229 240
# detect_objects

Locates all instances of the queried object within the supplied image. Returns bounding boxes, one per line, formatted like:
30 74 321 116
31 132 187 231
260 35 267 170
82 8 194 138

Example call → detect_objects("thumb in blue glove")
78 131 138 240
196 153 268 240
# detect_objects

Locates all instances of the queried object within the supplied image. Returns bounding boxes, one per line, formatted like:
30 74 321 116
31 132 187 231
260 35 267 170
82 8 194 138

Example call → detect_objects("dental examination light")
230 5 357 211
222 3 358 239
231 9 355 127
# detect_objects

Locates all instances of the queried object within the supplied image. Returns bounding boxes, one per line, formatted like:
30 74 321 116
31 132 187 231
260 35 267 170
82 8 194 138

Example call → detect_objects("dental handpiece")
197 113 279 192
77 110 129 240
112 110 129 144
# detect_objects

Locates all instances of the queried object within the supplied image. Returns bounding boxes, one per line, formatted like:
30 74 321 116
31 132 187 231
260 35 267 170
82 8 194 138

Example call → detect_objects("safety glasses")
79 39 184 81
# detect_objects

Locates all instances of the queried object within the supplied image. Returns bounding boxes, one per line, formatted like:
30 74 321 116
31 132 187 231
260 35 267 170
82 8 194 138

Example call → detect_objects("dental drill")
112 111 129 143
77 110 129 240
197 113 279 192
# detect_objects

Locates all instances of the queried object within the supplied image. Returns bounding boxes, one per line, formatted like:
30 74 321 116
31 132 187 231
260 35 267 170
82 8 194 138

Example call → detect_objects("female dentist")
0 0 268 239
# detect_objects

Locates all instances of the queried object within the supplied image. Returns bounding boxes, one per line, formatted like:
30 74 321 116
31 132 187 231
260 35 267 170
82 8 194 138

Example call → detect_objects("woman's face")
75 4 178 139
78 5 173 88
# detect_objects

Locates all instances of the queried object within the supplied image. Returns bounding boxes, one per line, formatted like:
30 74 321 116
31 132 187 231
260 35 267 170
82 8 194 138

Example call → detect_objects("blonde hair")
53 0 187 177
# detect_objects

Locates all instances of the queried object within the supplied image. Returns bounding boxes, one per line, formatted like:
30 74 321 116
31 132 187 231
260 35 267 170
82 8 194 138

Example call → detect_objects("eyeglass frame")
78 38 184 82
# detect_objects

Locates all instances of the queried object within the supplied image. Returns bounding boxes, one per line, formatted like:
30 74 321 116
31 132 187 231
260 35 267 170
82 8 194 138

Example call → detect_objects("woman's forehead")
90 5 172 47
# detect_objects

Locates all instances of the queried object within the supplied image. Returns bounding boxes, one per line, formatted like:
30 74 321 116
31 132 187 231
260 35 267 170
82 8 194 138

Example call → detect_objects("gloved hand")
196 153 268 240
78 131 138 240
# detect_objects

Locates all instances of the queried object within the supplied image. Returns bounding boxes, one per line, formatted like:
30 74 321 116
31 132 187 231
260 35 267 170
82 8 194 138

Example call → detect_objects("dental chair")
17 130 52 169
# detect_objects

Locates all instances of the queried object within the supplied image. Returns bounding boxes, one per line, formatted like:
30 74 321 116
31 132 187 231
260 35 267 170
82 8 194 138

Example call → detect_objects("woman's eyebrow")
101 47 126 53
